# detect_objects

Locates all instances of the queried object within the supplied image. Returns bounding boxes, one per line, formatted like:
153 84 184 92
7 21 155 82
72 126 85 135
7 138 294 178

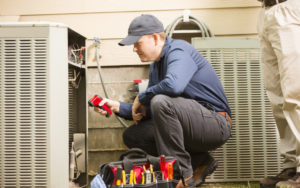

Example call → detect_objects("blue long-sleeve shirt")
118 36 231 120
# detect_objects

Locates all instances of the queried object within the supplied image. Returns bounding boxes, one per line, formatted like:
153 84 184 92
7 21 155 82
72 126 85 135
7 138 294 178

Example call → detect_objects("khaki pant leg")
258 1 300 169
273 1 300 171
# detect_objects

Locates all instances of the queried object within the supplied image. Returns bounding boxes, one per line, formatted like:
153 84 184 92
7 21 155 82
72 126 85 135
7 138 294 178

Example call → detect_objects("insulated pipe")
165 15 214 37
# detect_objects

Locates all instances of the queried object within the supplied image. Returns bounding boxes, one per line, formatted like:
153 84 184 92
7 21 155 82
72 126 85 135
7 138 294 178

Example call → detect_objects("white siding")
0 0 262 66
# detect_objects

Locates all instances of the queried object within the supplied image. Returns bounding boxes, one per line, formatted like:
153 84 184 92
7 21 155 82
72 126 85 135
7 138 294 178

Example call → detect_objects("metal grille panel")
68 66 78 151
0 38 48 187
192 38 282 182
0 38 3 186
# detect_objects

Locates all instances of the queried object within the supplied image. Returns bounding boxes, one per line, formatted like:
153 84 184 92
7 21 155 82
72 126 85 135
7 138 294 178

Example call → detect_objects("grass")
199 182 261 188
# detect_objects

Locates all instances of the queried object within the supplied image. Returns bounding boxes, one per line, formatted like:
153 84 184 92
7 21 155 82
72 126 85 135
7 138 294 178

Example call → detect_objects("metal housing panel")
192 37 282 182
0 38 49 187
0 22 83 188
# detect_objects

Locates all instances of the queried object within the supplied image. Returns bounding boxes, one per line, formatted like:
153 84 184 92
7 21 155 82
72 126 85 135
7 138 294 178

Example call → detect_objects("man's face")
133 35 157 62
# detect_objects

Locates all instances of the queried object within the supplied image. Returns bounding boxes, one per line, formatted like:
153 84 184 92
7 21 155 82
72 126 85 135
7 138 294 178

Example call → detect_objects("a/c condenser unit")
0 22 88 188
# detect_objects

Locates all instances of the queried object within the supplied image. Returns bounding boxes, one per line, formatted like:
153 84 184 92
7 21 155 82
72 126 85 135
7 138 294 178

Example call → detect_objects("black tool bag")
98 148 182 188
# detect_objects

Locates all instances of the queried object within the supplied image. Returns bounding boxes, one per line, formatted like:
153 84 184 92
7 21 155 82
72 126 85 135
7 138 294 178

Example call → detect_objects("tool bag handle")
120 148 153 174
119 148 149 161
120 148 175 172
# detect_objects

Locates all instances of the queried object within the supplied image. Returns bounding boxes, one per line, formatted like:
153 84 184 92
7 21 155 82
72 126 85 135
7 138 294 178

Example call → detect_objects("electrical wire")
165 15 214 38
93 38 129 128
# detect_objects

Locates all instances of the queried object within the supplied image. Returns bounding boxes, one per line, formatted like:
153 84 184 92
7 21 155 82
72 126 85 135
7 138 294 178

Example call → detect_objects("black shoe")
179 155 218 188
260 167 296 188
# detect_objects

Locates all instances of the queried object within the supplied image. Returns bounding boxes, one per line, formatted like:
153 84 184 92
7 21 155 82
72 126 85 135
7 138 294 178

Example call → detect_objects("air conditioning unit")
0 22 88 187
192 37 282 182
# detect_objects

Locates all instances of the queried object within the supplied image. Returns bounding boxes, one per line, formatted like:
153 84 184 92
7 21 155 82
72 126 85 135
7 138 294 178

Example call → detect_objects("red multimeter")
88 95 112 118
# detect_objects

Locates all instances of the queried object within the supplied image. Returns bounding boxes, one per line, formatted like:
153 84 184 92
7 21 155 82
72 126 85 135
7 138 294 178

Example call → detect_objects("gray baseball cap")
119 14 164 46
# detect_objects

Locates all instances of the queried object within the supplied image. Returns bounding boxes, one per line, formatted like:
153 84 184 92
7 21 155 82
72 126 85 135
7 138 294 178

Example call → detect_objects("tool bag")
98 148 181 188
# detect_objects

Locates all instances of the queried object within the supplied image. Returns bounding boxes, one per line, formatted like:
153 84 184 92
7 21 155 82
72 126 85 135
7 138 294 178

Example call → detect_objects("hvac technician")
94 14 232 188
257 0 300 188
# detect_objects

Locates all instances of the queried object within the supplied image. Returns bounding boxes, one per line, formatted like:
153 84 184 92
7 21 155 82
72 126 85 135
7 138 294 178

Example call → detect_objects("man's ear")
152 33 160 45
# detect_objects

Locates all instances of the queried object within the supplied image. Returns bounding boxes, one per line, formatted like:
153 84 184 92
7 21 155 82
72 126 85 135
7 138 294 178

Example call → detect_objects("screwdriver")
122 170 126 185
150 164 155 182
141 172 145 184
116 167 122 186
167 163 173 180
129 170 134 184
160 155 166 180
133 172 137 184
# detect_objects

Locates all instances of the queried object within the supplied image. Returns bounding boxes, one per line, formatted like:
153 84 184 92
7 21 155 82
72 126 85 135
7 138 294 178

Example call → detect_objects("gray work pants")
123 95 231 178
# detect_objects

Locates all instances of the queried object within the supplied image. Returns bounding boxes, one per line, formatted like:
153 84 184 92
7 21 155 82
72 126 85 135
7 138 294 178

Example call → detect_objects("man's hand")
132 95 146 125
94 98 120 116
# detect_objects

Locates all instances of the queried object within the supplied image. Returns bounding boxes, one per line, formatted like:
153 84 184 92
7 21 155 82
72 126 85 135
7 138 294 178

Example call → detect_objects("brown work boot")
276 172 300 188
176 155 218 188
260 167 296 188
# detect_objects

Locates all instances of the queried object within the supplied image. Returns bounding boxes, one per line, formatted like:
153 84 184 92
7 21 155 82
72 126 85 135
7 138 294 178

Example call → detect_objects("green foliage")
199 182 260 188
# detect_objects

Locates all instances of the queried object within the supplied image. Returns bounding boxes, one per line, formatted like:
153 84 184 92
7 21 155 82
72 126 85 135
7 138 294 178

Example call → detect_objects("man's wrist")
112 101 120 113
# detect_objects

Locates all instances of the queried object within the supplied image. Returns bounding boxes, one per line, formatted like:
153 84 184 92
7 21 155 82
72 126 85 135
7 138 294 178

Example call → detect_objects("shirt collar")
156 36 172 63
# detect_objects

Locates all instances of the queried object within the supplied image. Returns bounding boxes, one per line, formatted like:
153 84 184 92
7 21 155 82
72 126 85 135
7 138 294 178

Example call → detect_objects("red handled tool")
88 95 112 117
160 155 166 180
